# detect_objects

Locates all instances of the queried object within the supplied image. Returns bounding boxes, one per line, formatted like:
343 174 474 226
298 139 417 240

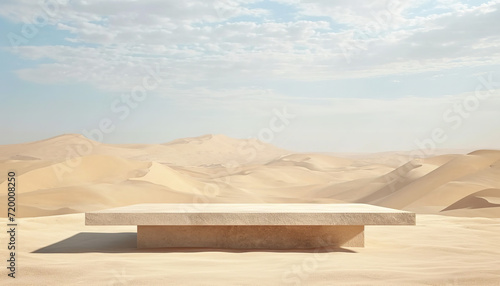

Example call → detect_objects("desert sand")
1 134 500 285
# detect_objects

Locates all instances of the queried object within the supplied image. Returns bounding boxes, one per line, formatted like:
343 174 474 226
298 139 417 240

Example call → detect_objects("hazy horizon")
1 1 500 152
0 132 492 155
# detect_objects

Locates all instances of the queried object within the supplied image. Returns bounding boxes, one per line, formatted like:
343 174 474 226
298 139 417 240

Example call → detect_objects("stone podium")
86 203 415 249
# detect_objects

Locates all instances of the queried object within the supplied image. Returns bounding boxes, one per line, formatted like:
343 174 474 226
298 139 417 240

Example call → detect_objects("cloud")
2 0 500 97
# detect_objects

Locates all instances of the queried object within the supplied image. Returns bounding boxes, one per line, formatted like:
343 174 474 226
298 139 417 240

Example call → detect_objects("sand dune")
371 152 500 209
0 154 150 194
267 153 353 171
304 151 500 218
0 133 290 166
307 159 432 203
441 188 500 215
1 134 500 285
1 135 499 219
0 180 198 218
130 161 206 191
153 134 290 165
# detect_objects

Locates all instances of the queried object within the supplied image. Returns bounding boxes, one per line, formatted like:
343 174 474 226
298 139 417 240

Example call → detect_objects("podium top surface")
86 204 416 226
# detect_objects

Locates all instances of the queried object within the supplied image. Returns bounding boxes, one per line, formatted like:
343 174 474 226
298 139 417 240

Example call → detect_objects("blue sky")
1 0 500 152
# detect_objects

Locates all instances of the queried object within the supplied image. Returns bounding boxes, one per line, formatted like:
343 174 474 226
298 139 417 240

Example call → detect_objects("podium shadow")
33 232 357 254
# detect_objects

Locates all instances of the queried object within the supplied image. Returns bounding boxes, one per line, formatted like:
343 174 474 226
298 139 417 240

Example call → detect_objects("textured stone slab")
85 203 416 226
86 204 414 249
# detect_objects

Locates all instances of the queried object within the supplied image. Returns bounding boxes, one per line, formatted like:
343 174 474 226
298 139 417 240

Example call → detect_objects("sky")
1 0 500 152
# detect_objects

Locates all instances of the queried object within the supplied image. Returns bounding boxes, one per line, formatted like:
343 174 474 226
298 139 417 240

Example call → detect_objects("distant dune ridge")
1 133 499 218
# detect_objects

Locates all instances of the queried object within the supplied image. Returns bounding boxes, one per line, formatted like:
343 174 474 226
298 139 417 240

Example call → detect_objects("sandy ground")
1 214 499 285
1 134 500 285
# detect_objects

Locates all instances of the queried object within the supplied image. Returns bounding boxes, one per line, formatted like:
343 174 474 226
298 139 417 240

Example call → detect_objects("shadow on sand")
32 232 357 254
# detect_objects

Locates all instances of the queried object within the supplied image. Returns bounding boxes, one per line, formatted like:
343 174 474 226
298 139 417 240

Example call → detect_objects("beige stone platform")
86 204 415 249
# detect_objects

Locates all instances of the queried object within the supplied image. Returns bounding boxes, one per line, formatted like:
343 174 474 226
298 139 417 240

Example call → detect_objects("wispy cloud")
3 0 500 94
1 0 499 151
